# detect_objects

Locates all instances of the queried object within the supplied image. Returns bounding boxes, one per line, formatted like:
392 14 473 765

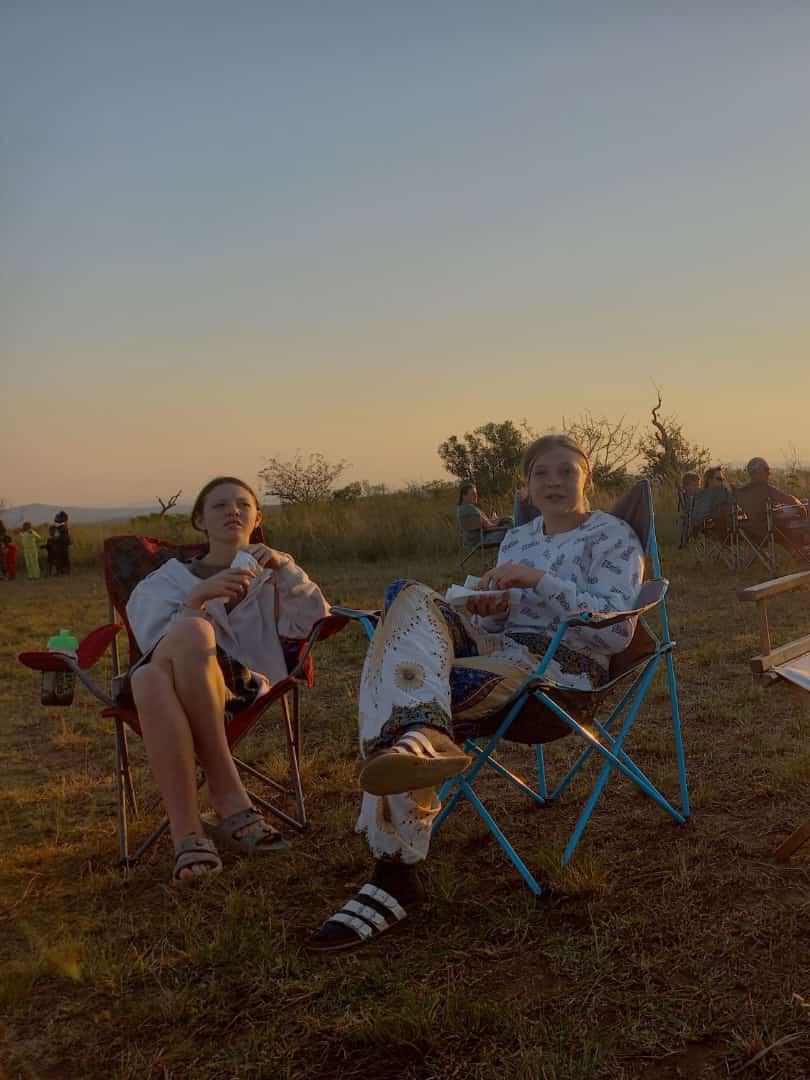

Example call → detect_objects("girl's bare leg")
131 617 253 878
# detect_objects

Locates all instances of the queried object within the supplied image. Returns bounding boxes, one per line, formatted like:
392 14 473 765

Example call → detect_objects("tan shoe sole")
360 750 471 796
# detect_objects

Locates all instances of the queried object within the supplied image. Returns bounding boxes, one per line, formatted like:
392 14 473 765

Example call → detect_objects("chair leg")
456 778 543 896
665 649 690 818
282 688 307 828
113 718 130 867
118 723 138 817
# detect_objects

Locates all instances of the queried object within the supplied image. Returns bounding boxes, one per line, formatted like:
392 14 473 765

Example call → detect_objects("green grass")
3 538 810 1078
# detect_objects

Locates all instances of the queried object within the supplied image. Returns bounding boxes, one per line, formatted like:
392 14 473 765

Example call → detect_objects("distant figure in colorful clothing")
311 434 644 953
53 511 72 575
456 482 513 552
19 522 42 580
0 520 14 581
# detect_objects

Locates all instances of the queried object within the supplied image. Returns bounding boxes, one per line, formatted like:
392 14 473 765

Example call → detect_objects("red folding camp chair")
18 534 348 867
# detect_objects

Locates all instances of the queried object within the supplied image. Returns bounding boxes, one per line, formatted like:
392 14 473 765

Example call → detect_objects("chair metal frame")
18 535 347 867
434 480 689 894
734 497 777 574
458 518 503 572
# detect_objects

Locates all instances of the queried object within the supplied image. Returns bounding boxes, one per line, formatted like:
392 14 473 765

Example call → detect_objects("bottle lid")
48 628 79 651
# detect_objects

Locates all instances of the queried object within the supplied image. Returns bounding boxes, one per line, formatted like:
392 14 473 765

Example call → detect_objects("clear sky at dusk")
2 3 809 505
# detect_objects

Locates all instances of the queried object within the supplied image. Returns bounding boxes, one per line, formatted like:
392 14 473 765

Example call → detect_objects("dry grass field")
3 530 810 1079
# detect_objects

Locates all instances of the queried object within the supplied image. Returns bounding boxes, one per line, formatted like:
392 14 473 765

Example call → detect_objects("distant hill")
2 501 281 526
1 503 191 526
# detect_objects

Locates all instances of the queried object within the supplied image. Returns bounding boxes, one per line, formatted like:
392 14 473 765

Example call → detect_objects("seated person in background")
456 481 513 549
736 457 804 543
126 475 330 884
689 466 732 538
311 434 643 953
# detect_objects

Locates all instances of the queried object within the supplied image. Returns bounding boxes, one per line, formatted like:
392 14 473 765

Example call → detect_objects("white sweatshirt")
126 558 330 684
477 510 644 673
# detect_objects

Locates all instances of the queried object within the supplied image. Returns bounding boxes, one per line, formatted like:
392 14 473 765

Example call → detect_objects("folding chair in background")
18 534 348 867
692 498 738 570
512 489 540 529
434 479 689 894
733 489 777 574
771 501 810 568
458 518 502 572
739 569 810 861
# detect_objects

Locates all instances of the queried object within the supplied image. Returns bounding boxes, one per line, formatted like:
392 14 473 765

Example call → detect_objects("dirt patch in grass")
3 556 810 1078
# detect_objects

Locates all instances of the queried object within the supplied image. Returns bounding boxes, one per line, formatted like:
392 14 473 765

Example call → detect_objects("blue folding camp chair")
512 489 540 528
433 479 689 893
335 481 689 895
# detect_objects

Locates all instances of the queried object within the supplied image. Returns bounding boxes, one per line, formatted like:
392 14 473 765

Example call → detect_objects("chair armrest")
16 651 117 707
737 571 810 602
567 579 668 628
328 606 381 643
18 651 75 673
282 612 369 682
17 624 123 672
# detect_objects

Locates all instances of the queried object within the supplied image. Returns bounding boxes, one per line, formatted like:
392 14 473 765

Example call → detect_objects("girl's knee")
130 663 170 707
163 616 217 656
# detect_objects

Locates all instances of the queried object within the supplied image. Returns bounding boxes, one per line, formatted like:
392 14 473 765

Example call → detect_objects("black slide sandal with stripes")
309 863 425 954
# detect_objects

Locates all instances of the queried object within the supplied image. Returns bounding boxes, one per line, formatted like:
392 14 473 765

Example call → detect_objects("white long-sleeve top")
126 558 330 684
477 510 644 674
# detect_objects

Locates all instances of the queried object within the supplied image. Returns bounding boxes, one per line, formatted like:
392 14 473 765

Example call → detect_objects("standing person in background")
0 521 9 580
53 511 72 575
42 527 59 576
19 522 42 580
2 529 17 580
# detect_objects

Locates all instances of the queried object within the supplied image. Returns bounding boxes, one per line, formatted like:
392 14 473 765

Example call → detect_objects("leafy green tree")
258 452 349 505
438 420 532 499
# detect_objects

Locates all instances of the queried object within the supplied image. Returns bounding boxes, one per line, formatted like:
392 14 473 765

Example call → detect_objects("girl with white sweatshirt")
127 476 329 884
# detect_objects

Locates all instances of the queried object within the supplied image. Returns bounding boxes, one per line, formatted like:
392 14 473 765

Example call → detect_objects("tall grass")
56 484 684 571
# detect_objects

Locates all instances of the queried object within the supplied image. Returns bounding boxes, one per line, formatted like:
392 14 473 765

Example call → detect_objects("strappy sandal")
309 882 417 953
201 806 288 854
172 834 223 885
359 728 471 796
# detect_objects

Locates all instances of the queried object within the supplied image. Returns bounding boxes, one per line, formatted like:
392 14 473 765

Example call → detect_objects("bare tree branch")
156 491 182 515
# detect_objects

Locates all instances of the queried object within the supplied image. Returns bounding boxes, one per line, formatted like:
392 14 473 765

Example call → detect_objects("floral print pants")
355 580 599 865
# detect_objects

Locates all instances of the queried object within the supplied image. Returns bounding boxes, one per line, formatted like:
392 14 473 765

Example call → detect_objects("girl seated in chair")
311 435 643 952
127 476 329 884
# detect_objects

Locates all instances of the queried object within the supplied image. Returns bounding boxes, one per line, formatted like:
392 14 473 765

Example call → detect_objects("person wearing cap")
736 457 805 546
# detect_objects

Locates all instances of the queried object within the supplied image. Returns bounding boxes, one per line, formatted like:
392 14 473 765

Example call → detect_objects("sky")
2 2 809 506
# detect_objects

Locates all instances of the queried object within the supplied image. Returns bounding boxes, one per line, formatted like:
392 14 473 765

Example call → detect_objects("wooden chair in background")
739 569 810 861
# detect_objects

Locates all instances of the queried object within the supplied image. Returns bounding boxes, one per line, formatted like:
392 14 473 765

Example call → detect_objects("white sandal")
359 728 470 796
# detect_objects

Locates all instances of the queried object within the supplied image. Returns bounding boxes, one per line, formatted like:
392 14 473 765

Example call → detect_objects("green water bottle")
41 628 79 706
